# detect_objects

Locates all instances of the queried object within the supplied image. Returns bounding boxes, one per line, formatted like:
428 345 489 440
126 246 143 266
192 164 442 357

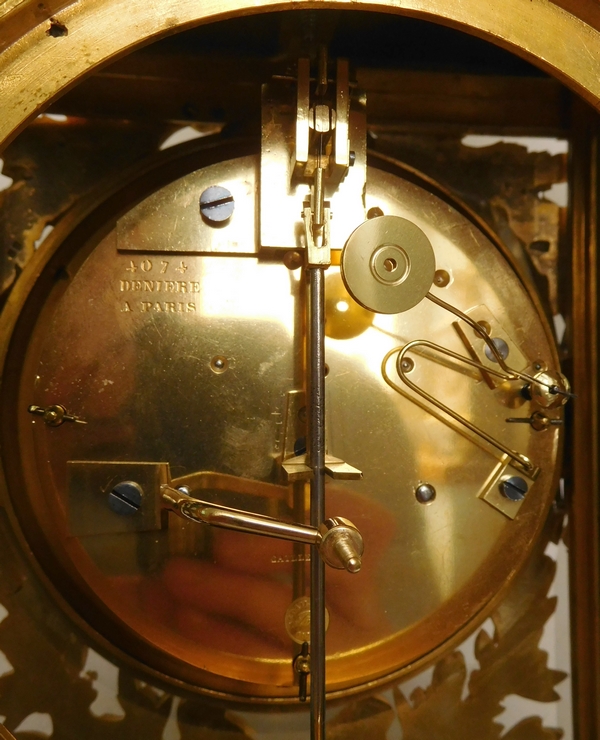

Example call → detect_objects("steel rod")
307 266 326 740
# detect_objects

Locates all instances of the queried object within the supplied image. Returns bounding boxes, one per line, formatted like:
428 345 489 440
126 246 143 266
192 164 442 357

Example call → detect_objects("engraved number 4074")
124 259 188 274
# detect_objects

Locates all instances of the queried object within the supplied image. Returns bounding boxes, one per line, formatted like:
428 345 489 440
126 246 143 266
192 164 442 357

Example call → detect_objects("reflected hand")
131 484 396 657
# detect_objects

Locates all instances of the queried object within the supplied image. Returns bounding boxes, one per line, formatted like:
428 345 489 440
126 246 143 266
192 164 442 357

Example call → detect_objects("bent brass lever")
161 484 363 573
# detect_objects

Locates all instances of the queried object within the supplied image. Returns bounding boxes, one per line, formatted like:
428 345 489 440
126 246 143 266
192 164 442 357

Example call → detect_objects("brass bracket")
67 461 168 536
281 453 362 483
477 457 538 520
303 204 331 266
259 56 366 254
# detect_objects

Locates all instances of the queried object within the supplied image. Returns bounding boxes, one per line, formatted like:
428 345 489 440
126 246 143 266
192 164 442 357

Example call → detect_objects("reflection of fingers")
213 531 298 576
325 485 396 561
211 486 396 578
326 609 389 653
162 558 292 643
174 606 288 658
113 574 289 656
327 572 390 633
138 575 172 623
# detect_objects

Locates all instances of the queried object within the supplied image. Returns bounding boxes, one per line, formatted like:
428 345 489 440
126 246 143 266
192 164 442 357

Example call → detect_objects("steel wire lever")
506 411 564 431
27 404 87 426
547 385 576 399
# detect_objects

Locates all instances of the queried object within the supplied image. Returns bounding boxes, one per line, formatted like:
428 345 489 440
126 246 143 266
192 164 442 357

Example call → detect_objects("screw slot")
294 437 307 456
199 186 235 224
108 481 143 516
499 476 528 502
284 251 303 270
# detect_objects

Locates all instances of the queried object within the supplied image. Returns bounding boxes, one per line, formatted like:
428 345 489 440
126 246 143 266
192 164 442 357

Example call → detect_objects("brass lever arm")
161 485 363 573
162 483 319 544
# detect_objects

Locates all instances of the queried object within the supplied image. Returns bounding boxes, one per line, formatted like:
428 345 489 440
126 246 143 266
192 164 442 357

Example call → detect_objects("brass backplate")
0 148 562 701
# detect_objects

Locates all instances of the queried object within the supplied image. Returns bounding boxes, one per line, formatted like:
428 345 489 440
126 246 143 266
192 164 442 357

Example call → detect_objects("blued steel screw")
499 476 528 501
108 481 143 516
484 337 510 363
415 483 436 504
199 186 235 224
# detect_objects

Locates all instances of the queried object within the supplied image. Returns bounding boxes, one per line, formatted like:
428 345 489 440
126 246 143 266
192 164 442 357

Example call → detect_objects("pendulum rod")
307 260 326 740
306 98 328 736
293 48 359 740
303 46 330 740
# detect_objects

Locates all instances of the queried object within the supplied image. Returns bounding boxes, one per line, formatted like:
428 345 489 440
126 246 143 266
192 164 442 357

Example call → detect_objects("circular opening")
475 320 492 336
370 244 410 287
383 258 397 272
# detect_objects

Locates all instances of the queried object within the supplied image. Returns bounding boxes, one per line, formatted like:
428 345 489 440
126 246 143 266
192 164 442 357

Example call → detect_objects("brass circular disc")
285 596 330 644
341 215 436 314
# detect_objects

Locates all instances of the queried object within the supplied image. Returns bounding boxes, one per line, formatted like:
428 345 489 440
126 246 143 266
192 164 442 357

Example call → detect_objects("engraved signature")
271 553 311 564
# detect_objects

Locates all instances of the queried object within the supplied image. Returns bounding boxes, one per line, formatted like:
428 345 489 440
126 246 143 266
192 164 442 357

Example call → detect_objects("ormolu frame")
1 0 600 737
